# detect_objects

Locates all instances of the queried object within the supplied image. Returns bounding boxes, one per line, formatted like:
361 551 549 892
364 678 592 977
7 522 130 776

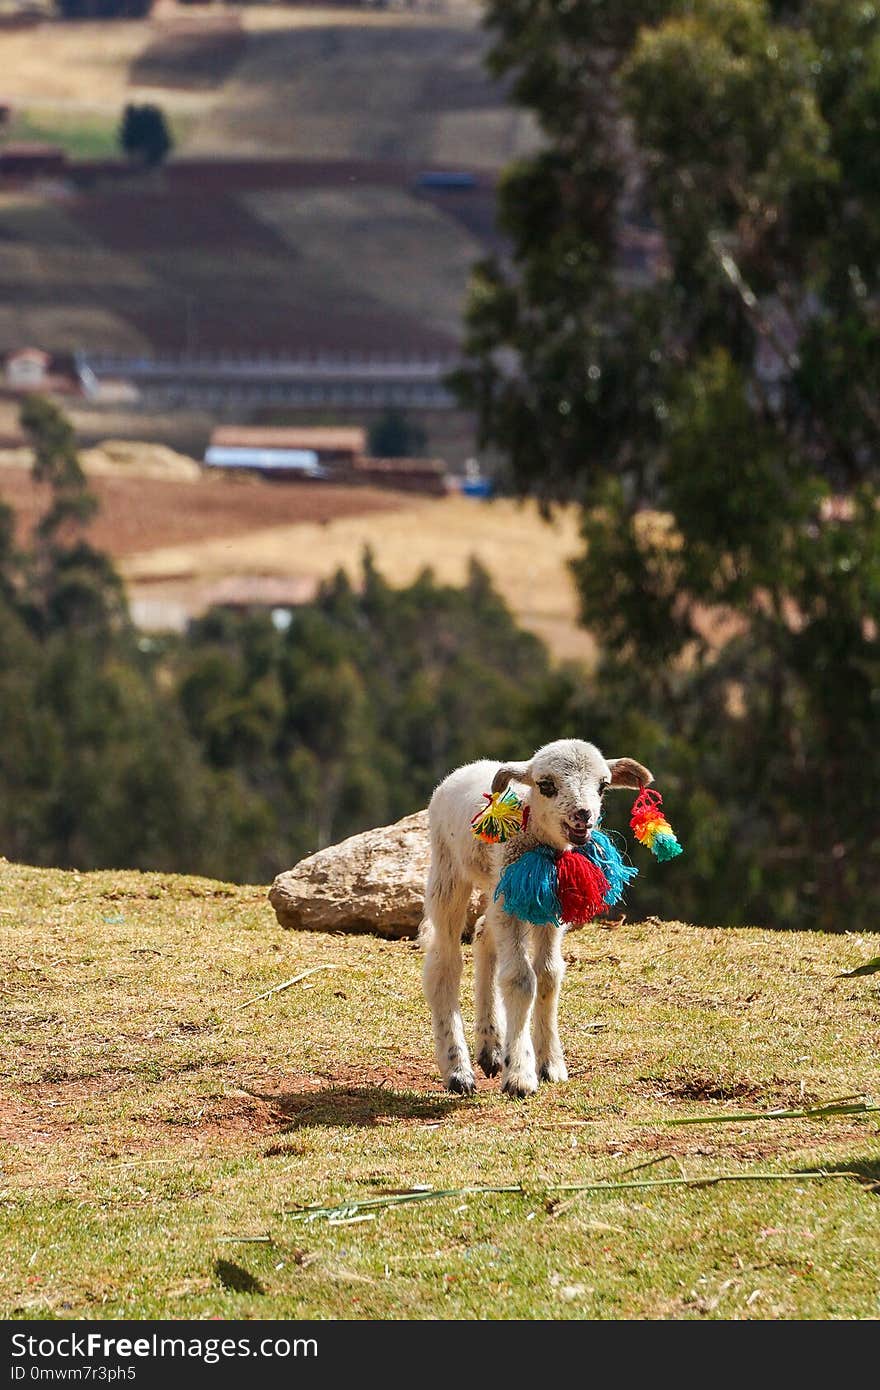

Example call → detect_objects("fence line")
80 351 460 378
78 351 461 409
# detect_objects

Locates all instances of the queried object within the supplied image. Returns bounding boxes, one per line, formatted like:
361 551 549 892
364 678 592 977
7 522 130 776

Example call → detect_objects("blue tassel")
494 846 562 926
581 829 638 907
650 830 683 862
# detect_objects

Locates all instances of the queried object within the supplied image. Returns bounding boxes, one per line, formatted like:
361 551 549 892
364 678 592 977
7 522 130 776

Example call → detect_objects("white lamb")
420 739 651 1098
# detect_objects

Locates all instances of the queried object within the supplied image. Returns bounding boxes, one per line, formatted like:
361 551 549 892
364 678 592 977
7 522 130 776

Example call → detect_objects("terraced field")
0 4 535 356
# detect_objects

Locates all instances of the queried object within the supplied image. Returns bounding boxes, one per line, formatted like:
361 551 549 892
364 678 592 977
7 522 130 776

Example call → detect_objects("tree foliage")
57 0 152 16
0 400 554 882
118 104 173 169
456 0 880 929
367 410 428 458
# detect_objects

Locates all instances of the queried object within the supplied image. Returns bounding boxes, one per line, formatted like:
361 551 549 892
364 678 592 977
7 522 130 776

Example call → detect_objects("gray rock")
268 810 482 939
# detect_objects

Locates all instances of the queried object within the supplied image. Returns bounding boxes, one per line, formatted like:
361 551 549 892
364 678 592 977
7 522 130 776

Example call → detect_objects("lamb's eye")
536 778 557 798
599 779 610 795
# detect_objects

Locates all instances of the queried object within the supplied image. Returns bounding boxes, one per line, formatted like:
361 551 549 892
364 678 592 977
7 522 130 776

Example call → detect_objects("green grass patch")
1 860 878 1319
4 108 193 161
7 108 120 161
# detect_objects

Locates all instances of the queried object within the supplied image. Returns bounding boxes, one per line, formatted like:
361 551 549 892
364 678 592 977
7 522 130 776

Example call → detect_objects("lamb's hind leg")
473 904 504 1077
420 848 475 1095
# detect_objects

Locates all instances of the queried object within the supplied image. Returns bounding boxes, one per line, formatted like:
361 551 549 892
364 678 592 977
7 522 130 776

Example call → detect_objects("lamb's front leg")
495 910 538 1098
532 925 568 1083
473 910 504 1078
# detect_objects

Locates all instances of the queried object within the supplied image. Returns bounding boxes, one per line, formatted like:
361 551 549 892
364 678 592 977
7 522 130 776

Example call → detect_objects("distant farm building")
201 576 319 617
415 171 478 190
209 426 366 467
204 444 327 480
204 424 448 495
352 456 447 497
5 347 49 390
3 347 80 398
78 352 458 410
0 143 67 180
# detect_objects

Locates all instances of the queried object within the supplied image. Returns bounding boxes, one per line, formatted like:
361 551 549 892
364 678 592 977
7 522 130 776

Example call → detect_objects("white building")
5 347 49 390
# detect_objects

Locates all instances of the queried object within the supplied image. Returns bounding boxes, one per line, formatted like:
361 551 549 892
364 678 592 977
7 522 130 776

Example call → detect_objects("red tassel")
557 850 610 925
630 784 666 839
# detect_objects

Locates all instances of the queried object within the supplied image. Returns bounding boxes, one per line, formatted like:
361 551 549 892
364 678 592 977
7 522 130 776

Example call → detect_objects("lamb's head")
491 739 652 853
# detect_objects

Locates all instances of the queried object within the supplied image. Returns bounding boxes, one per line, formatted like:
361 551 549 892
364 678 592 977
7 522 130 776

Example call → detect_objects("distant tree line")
0 398 554 888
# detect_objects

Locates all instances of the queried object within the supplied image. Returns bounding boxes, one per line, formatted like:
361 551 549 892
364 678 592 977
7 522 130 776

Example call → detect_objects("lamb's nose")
573 808 593 826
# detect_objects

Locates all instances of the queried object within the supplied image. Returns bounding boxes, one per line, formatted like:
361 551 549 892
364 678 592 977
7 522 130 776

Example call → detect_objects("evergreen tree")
19 395 126 637
1 402 556 883
119 103 173 168
367 410 428 458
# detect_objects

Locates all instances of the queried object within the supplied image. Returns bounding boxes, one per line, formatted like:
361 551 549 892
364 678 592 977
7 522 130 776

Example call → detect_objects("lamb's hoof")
446 1071 476 1096
477 1046 502 1078
501 1073 538 1099
538 1060 569 1084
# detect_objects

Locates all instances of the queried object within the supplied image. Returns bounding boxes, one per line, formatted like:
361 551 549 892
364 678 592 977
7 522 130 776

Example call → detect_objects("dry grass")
0 6 538 165
0 19 154 106
0 462 405 560
1 857 878 1319
188 5 539 165
245 186 482 341
0 6 536 357
0 182 461 354
0 193 152 355
121 494 596 663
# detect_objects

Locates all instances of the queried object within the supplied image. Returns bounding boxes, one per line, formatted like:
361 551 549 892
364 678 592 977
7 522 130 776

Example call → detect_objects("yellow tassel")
471 788 525 843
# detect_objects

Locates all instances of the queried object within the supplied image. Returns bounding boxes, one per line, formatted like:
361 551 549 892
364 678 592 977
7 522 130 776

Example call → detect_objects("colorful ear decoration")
630 785 683 861
471 787 526 843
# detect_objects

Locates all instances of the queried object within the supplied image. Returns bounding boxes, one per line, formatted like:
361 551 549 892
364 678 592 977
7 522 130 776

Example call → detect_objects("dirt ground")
0 459 593 658
2 859 879 1320
0 464 403 557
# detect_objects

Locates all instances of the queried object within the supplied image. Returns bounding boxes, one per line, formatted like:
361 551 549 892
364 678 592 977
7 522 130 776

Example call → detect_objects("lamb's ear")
491 762 533 795
607 757 653 790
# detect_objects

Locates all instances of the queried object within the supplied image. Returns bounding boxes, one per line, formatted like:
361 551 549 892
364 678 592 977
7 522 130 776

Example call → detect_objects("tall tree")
19 395 126 636
457 1 880 929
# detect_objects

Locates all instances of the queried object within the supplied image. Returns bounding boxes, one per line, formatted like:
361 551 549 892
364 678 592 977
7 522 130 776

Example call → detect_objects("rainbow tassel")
583 829 639 906
471 787 526 843
630 786 683 861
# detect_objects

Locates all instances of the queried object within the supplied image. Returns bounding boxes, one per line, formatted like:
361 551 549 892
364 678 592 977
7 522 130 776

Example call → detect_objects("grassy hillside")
1 859 878 1320
0 177 478 356
0 6 533 166
186 5 537 165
